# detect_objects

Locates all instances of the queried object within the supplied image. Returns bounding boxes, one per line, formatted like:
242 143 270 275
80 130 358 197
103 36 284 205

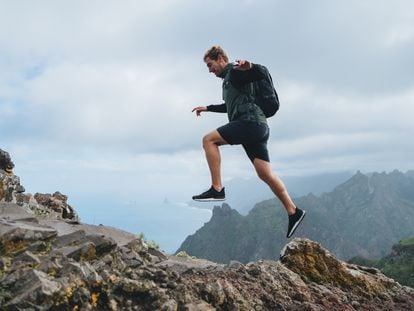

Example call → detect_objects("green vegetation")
348 256 378 267
380 259 414 288
348 236 414 288
376 237 414 288
399 237 414 246
137 232 160 250
175 251 197 259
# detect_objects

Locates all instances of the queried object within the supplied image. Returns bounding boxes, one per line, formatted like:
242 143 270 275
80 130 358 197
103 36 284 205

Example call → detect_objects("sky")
1 1 414 249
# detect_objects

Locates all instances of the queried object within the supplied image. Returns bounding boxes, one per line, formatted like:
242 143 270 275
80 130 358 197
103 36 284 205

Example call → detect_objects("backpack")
252 65 279 118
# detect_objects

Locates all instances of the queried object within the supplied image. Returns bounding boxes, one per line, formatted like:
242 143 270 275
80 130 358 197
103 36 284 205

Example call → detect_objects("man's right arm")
206 104 227 113
192 104 227 116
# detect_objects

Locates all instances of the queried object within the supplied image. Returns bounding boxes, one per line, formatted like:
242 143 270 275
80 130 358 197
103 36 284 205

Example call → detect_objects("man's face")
205 56 227 77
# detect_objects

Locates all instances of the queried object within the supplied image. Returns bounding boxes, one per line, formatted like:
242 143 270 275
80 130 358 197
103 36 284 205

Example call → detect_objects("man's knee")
202 134 213 148
254 159 273 182
202 131 226 148
257 169 272 183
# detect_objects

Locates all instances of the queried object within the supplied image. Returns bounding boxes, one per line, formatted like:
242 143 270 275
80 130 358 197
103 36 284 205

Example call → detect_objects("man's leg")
202 130 228 191
253 158 306 238
253 158 296 215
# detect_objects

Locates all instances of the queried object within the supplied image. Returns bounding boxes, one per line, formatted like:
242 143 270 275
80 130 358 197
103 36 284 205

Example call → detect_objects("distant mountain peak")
178 168 414 264
212 203 241 218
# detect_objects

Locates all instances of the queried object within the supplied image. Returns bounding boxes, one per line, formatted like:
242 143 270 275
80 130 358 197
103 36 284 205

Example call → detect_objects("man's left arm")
229 60 267 88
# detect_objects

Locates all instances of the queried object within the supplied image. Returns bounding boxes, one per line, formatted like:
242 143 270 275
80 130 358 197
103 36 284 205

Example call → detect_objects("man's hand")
192 106 208 117
233 59 252 71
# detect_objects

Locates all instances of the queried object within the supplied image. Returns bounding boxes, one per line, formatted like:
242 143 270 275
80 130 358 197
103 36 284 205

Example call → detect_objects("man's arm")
192 104 227 116
230 60 267 88
207 104 227 113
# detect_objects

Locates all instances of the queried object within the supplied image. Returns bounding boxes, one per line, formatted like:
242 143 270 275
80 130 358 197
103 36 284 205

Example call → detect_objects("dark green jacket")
207 63 267 124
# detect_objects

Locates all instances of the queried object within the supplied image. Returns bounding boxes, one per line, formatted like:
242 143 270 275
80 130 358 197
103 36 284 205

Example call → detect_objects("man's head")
204 45 229 77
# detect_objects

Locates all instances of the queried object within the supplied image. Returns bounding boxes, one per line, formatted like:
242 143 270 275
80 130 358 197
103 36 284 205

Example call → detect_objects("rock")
33 191 81 223
54 230 116 257
59 241 97 261
0 171 22 202
3 269 61 310
0 149 14 173
280 238 397 296
160 299 178 311
0 151 80 223
11 250 41 270
1 148 414 310
0 218 57 256
148 245 168 263
118 278 157 293
280 238 414 309
183 301 216 311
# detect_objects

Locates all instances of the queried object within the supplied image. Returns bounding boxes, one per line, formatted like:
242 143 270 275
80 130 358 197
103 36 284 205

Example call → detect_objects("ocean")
74 197 213 254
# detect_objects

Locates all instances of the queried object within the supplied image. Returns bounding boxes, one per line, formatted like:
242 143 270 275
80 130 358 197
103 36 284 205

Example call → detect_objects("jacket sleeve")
229 64 267 88
207 104 227 113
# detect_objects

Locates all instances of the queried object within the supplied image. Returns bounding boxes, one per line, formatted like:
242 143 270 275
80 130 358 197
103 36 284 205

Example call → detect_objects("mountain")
177 170 414 263
377 237 414 288
406 170 414 180
350 236 414 288
190 171 353 215
3 148 414 309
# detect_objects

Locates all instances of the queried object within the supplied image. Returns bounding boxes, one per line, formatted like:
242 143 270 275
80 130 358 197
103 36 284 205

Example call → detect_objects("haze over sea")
73 196 212 254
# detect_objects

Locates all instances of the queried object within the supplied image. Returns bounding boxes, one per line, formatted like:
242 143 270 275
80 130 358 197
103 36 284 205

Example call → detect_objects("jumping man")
192 45 305 238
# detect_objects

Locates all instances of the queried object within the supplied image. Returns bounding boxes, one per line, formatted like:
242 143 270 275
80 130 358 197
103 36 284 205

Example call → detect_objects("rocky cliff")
1 149 414 310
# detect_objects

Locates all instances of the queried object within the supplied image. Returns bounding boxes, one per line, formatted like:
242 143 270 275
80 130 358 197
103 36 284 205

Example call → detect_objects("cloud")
1 0 414 193
266 80 414 173
3 58 223 151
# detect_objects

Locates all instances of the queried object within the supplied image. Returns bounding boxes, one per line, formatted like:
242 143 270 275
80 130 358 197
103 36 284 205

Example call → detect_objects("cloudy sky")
1 1 414 247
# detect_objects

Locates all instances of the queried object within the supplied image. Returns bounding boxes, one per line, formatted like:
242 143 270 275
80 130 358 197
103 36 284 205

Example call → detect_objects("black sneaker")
286 208 306 238
192 186 225 202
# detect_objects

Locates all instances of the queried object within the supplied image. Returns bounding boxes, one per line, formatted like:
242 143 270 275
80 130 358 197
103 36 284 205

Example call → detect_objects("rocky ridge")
1 149 414 310
0 150 80 224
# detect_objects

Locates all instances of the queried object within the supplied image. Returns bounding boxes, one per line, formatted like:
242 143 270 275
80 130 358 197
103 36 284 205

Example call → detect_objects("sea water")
74 197 212 254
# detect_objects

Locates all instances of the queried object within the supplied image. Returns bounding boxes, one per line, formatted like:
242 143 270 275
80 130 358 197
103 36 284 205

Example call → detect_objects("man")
192 45 305 238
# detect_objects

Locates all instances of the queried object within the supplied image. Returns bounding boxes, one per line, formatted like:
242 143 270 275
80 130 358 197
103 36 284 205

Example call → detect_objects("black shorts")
217 121 270 162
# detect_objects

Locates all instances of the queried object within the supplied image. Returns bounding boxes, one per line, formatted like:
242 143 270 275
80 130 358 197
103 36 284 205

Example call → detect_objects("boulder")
0 149 14 174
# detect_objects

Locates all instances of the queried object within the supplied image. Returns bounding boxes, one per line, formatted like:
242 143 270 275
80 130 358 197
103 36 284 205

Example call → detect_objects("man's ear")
217 54 227 65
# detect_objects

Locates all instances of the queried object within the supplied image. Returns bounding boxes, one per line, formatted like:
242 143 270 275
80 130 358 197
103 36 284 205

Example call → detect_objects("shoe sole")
192 198 226 202
287 210 306 238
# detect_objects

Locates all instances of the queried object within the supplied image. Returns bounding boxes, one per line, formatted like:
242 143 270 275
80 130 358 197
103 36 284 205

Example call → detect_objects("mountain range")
177 170 414 263
2 148 413 309
190 171 353 215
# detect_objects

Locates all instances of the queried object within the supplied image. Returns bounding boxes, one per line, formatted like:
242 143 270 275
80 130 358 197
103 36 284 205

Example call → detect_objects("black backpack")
252 65 279 118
